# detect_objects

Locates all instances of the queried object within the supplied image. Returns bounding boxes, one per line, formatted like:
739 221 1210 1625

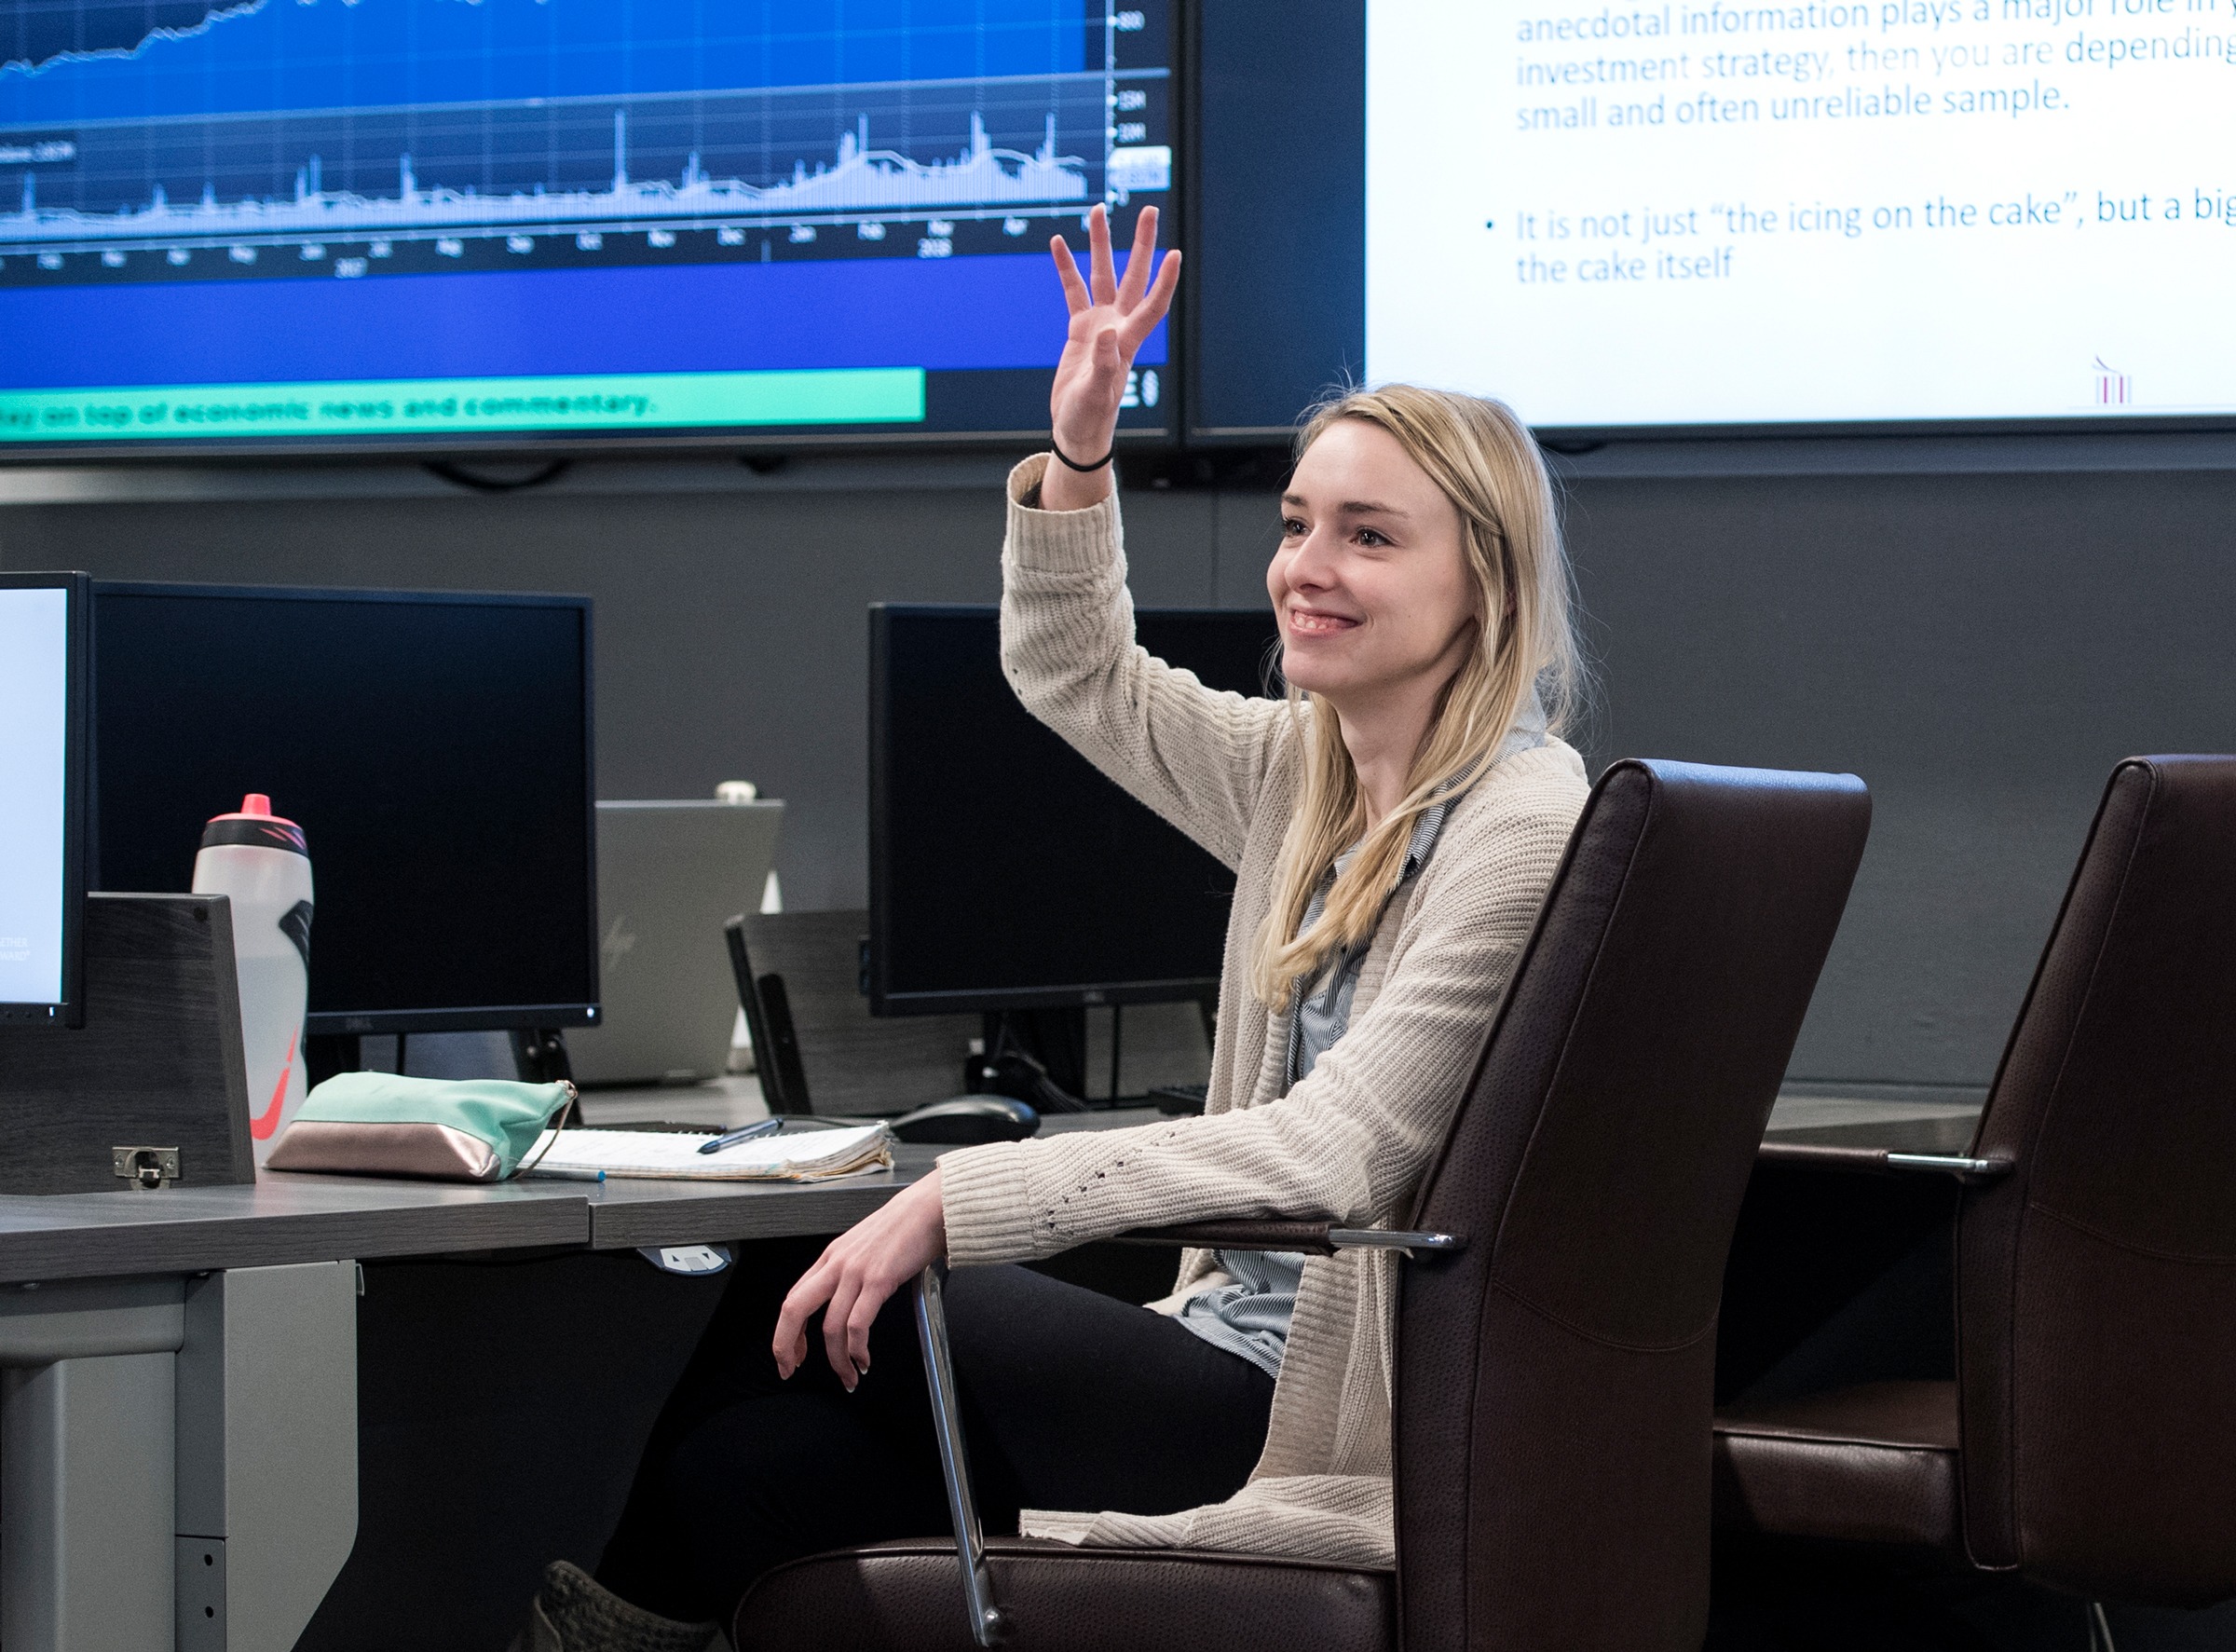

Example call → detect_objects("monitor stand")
510 1027 573 1085
968 1010 1091 1113
306 1030 581 1123
305 1033 359 1091
511 1030 585 1124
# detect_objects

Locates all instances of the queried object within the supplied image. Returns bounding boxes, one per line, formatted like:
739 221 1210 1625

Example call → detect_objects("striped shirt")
1174 696 1548 1376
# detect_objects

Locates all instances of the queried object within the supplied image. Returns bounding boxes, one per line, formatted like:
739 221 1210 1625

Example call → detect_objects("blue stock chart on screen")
0 0 1173 447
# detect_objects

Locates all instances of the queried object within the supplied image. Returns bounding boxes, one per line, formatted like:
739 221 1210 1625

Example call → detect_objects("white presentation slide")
0 587 70 1008
1367 0 2235 427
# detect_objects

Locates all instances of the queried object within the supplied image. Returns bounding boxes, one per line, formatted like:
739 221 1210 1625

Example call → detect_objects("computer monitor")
0 571 89 1027
1191 0 2236 441
868 603 1281 1015
0 1 1177 457
90 583 598 1034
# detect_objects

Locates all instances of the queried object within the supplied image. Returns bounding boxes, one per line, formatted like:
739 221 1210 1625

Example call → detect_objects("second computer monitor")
92 583 599 1034
869 603 1282 1016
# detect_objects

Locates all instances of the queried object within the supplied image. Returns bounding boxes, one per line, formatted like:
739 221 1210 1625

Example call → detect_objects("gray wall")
0 461 1262 908
6 457 2230 1092
1565 468 2236 1088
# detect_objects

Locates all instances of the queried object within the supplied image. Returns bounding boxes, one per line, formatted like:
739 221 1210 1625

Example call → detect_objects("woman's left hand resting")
772 1167 947 1388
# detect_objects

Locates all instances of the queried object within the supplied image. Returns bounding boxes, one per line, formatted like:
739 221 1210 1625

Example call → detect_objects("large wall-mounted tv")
0 0 1175 456
1191 0 2234 443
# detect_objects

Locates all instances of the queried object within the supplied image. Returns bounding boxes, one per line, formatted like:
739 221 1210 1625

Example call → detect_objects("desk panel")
0 1178 589 1285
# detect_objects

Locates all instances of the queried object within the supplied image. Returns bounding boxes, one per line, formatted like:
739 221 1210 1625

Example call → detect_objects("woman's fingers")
770 1248 876 1387
769 1172 945 1390
844 1274 888 1374
1115 206 1159 308
1050 236 1090 313
822 1269 865 1387
783 1319 812 1380
1087 203 1117 306
1118 249 1180 352
771 1252 838 1377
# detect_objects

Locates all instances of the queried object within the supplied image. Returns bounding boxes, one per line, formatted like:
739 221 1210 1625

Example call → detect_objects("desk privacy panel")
0 894 254 1194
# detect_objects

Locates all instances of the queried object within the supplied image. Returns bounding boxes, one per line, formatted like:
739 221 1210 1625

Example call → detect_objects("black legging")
596 1237 1275 1623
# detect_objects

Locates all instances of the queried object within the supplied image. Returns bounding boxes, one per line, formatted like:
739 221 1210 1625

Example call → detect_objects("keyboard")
1148 1081 1208 1115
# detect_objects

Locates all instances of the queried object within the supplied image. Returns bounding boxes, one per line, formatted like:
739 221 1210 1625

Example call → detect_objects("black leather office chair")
1713 756 2236 1622
733 758 1873 1652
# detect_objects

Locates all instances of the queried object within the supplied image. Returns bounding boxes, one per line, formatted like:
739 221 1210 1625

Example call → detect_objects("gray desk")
0 1093 1984 1652
0 1178 594 1652
1760 1091 1985 1165
0 1166 900 1652
579 1148 935 1252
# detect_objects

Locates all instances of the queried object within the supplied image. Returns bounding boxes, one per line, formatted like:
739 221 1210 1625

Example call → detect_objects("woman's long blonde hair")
1248 385 1585 1008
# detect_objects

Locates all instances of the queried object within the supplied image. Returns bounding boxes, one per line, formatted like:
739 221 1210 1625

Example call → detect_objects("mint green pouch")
266 1072 577 1182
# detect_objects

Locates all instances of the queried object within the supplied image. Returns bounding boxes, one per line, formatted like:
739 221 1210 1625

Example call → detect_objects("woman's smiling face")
1268 416 1479 711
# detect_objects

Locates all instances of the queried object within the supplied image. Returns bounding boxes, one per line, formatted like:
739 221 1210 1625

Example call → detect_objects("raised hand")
1043 202 1179 510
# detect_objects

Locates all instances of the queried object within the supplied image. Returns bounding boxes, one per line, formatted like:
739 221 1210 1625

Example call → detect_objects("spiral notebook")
522 1123 892 1181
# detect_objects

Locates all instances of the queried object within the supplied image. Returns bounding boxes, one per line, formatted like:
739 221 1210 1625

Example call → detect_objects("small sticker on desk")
639 1245 732 1277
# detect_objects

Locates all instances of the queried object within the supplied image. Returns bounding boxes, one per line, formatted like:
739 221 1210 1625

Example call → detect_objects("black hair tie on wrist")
1050 434 1116 472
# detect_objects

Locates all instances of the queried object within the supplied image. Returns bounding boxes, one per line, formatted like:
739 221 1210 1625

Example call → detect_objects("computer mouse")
886 1095 1041 1145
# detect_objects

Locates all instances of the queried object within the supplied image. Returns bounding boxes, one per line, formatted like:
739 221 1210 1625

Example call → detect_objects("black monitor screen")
92 583 597 1032
870 603 1281 1014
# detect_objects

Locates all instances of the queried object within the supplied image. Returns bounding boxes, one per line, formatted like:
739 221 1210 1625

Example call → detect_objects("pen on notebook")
698 1117 785 1155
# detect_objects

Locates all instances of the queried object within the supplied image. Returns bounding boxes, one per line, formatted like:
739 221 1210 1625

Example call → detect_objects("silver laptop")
566 799 783 1087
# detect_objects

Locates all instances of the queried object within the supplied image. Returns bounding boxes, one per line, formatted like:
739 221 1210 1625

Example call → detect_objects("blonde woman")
539 206 1591 1649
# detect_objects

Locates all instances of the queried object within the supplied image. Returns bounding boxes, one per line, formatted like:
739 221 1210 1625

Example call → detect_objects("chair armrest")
1887 1152 2011 1179
1108 1221 1340 1253
913 1265 1008 1646
1107 1222 1465 1255
1755 1141 2012 1181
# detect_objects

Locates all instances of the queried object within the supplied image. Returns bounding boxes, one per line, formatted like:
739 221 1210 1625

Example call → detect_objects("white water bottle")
193 794 315 1164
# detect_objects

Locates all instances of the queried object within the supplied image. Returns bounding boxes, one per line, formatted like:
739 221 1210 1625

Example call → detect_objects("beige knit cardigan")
935 453 1590 1568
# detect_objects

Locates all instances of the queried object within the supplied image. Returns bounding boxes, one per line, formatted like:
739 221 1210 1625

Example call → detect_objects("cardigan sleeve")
938 747 1588 1263
1000 452 1291 871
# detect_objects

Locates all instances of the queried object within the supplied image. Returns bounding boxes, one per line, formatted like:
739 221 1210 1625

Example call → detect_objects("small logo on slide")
2093 358 2133 406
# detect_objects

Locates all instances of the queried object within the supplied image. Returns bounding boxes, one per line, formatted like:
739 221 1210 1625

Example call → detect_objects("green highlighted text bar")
0 368 927 443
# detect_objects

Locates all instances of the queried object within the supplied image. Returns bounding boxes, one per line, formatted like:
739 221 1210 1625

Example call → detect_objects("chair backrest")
1395 759 1871 1652
742 910 981 1115
1956 756 2236 1605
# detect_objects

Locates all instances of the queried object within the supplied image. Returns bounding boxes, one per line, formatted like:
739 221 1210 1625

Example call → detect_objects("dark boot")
506 1561 720 1652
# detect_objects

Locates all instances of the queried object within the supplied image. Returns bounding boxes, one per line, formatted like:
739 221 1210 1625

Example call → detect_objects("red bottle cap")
201 794 307 854
208 793 298 827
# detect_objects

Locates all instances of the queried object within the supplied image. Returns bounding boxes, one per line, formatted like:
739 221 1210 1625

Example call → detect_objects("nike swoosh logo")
251 1031 298 1140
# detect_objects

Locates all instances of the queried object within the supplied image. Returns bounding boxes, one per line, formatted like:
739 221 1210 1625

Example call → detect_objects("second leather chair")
1714 755 2236 1612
